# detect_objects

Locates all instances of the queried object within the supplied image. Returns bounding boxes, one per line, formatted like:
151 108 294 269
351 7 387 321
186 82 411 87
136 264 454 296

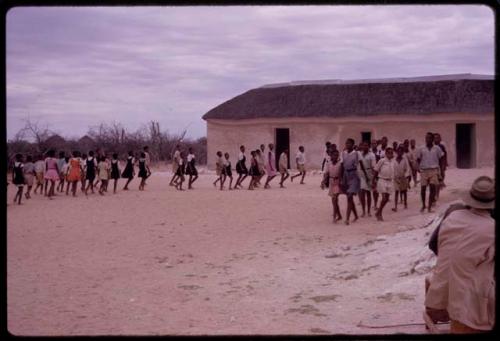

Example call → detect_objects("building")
202 74 494 170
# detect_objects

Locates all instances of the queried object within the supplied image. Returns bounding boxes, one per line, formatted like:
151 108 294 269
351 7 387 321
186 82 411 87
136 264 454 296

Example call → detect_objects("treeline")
7 119 207 167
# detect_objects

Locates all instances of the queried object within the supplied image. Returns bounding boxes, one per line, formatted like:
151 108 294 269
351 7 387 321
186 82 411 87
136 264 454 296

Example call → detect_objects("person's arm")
321 158 326 172
359 158 368 183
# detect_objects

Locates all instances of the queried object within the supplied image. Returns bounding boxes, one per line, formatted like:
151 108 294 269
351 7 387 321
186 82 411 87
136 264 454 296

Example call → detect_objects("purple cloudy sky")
6 5 494 140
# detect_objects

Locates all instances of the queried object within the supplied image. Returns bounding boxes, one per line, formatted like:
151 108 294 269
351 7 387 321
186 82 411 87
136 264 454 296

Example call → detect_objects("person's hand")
425 307 450 323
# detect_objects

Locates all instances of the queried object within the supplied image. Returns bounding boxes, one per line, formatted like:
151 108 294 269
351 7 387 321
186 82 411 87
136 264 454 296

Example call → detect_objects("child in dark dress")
110 153 120 194
175 151 186 191
85 151 98 195
138 152 150 191
235 145 248 189
223 152 233 190
186 147 198 190
121 151 135 190
248 150 260 190
12 154 25 205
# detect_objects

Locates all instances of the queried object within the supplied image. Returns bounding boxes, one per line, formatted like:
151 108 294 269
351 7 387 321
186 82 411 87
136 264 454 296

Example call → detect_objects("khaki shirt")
425 209 495 330
417 145 443 170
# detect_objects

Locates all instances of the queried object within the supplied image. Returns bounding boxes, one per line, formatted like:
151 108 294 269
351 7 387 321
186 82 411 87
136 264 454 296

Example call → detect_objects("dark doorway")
361 132 372 144
456 124 475 169
275 128 290 169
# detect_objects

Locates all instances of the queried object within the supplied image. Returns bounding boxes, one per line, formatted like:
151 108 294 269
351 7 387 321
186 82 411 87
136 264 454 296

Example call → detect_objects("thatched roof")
78 135 95 144
44 134 66 145
202 74 493 120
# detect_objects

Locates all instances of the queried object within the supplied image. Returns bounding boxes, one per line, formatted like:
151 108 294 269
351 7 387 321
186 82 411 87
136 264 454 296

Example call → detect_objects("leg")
44 180 48 196
403 191 408 208
72 181 77 196
359 190 366 217
429 184 436 212
420 186 427 212
228 176 233 190
366 190 372 216
392 191 399 211
376 193 389 220
373 190 379 210
345 193 352 225
114 179 118 193
300 171 306 184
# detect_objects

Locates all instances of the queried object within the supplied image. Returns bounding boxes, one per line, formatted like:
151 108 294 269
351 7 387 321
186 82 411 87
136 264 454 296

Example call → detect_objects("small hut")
78 135 96 152
202 74 494 170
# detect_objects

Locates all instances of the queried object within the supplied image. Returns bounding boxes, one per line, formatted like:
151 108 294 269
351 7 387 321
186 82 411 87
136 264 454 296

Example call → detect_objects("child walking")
264 143 277 189
321 149 343 223
291 146 306 184
138 152 151 191
223 152 233 190
357 141 376 217
278 148 290 188
341 138 362 225
12 154 25 205
174 151 186 190
372 147 395 221
44 150 60 199
121 151 135 190
213 151 224 190
248 150 260 190
186 147 198 189
34 154 45 195
23 155 35 199
392 145 410 211
110 153 121 194
85 151 98 195
66 151 83 197
255 148 265 187
57 151 66 192
61 156 70 194
80 153 87 192
98 155 111 195
235 145 248 189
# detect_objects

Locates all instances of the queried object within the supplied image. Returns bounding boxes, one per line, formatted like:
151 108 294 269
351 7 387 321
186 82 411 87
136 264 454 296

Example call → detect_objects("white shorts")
376 178 393 194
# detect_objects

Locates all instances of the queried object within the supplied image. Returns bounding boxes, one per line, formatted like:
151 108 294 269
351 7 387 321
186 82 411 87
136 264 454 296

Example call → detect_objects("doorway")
361 131 372 144
275 128 290 169
456 124 476 169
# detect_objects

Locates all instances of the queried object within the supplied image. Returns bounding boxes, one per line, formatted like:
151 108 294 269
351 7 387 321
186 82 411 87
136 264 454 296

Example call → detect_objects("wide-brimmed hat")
462 176 495 209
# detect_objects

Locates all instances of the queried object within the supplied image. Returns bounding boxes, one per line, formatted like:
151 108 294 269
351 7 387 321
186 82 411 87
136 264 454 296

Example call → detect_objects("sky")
6 5 494 141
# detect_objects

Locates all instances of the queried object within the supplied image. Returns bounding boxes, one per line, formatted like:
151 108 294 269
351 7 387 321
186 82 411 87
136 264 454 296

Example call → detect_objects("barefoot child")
264 143 277 189
255 148 266 187
169 145 181 186
44 150 60 199
433 133 447 203
321 141 332 172
248 150 259 190
66 151 83 197
223 152 234 190
235 145 248 189
85 151 98 195
372 147 395 221
138 152 149 191
357 141 376 217
409 139 419 187
186 147 199 189
213 151 224 189
174 151 186 190
34 154 45 195
12 154 25 205
98 155 110 195
110 153 120 194
61 157 70 194
278 148 290 188
416 132 444 213
121 151 135 190
80 153 87 192
321 149 343 223
57 151 67 192
23 155 35 199
291 146 306 184
341 138 361 225
392 145 410 212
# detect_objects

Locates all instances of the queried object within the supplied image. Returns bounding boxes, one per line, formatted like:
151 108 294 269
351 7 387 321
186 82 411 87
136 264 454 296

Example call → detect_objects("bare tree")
18 118 51 153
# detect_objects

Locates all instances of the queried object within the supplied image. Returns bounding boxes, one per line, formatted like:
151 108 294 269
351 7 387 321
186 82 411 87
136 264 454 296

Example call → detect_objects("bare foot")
392 208 397 212
361 213 365 218
428 208 434 213
377 215 384 221
352 217 358 223
367 213 372 217
420 206 426 213
344 220 350 225
300 182 305 185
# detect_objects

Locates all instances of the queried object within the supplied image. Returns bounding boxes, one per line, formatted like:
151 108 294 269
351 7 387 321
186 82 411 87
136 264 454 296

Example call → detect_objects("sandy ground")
7 166 494 336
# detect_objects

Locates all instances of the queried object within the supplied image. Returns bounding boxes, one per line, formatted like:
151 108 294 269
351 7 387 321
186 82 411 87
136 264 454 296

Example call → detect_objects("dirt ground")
7 166 494 335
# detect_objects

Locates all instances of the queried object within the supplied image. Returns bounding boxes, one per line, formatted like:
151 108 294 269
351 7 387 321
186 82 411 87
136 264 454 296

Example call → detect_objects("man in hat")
424 176 495 333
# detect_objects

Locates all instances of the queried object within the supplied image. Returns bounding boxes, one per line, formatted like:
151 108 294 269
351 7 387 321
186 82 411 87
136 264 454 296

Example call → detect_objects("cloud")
7 5 494 141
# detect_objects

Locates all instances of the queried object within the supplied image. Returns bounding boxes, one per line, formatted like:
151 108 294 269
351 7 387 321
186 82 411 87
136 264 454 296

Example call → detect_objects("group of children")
209 143 307 191
321 133 447 224
9 146 153 205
